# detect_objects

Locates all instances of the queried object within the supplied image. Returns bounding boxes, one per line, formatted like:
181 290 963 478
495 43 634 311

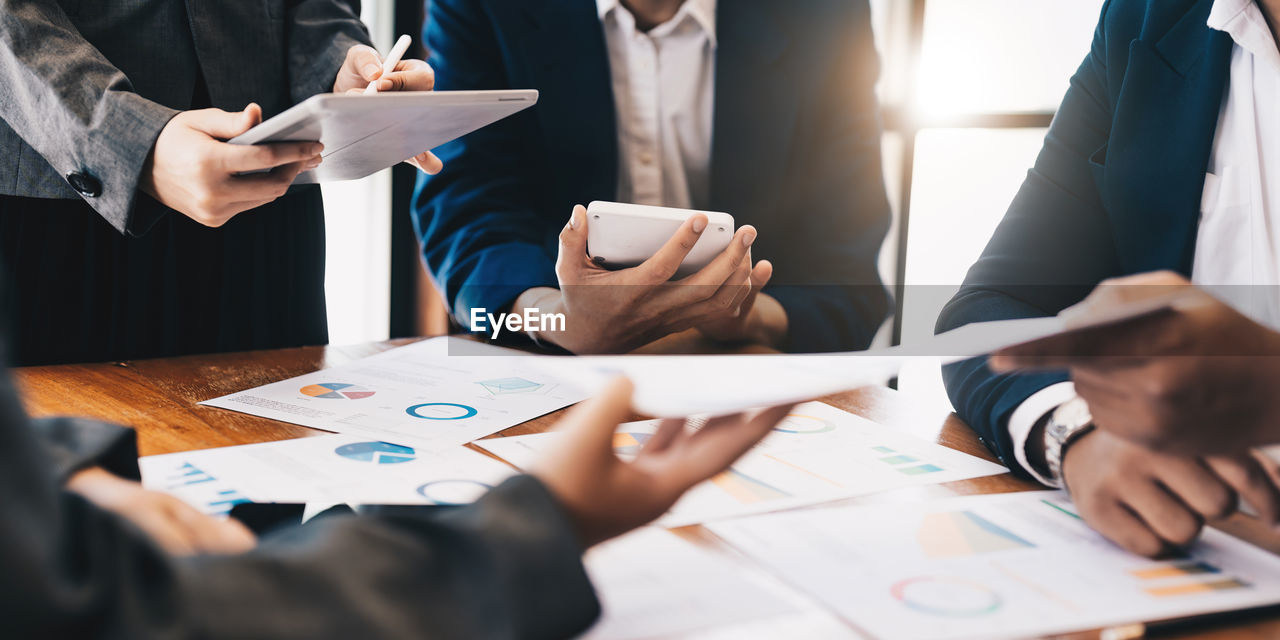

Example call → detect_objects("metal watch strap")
1042 397 1095 490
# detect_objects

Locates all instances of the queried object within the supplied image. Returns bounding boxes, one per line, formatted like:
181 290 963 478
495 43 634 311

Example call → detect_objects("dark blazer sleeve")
285 0 373 104
0 381 599 638
0 0 178 235
766 1 891 353
28 417 142 482
936 0 1123 471
411 0 560 326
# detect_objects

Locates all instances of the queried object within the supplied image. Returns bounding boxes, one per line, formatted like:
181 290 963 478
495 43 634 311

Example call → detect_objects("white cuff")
1009 382 1079 486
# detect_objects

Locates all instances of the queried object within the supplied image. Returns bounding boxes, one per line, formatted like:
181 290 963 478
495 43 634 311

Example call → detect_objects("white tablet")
228 90 539 184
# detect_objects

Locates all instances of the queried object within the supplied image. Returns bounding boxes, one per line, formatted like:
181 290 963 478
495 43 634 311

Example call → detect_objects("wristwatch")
1042 397 1095 490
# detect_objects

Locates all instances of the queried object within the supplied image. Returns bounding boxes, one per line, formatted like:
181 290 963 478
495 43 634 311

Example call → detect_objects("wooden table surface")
13 337 1280 640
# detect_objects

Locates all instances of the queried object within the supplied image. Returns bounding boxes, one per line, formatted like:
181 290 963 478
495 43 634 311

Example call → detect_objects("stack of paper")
477 401 1007 526
201 337 588 451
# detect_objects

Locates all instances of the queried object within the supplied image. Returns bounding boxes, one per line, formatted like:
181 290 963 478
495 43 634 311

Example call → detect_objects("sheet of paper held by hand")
529 293 1189 418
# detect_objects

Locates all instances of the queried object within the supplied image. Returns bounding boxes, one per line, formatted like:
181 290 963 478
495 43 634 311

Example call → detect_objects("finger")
556 206 590 281
636 215 708 284
553 377 636 460
349 44 384 82
408 150 444 175
374 61 435 92
1122 479 1205 548
671 404 795 486
176 505 256 554
642 418 687 455
219 162 308 206
219 141 324 173
1154 459 1237 521
678 225 757 287
1207 455 1280 525
1060 271 1194 326
669 256 752 322
185 104 264 140
1089 498 1170 558
137 509 199 556
988 313 1178 372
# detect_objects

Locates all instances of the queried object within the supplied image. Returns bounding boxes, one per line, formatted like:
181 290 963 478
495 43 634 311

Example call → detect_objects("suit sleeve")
285 0 373 104
411 0 560 326
0 379 599 638
766 1 891 353
0 0 178 235
936 0 1122 473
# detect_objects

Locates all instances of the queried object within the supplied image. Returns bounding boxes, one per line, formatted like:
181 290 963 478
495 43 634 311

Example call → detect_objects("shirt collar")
1208 0 1280 71
596 0 718 46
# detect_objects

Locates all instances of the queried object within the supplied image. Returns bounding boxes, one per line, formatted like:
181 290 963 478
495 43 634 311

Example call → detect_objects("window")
870 0 1106 408
320 0 396 345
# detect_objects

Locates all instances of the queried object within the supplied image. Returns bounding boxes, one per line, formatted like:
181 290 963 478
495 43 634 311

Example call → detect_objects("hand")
1063 430 1280 557
516 205 768 354
533 377 794 547
990 271 1280 455
333 44 443 174
140 104 322 227
696 275 788 347
67 467 256 556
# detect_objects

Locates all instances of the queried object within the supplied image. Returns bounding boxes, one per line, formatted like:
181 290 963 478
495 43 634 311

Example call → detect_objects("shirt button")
66 172 103 198
639 152 654 165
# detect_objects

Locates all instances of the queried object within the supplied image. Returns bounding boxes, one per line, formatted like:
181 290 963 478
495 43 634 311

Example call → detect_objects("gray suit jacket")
0 0 370 236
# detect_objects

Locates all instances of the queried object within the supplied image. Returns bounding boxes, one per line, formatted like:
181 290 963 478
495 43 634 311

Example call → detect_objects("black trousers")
0 190 328 366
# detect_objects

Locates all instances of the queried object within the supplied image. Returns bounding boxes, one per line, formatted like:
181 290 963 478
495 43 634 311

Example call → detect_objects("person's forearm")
0 0 177 233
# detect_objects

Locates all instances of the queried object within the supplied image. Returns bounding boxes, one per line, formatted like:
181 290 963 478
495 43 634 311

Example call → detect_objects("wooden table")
13 338 1280 639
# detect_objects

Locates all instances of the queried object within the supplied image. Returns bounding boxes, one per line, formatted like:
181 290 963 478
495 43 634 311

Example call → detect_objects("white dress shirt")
1008 0 1280 484
596 0 716 210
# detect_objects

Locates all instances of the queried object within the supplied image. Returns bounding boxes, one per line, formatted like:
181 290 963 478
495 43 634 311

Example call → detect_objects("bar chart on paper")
200 338 589 451
709 492 1280 639
477 401 1008 526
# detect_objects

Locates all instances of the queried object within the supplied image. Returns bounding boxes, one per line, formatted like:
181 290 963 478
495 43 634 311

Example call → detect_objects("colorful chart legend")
300 383 376 400
478 377 544 395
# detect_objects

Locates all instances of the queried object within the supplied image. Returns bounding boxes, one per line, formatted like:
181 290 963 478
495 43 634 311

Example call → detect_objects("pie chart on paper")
300 382 376 400
334 441 416 465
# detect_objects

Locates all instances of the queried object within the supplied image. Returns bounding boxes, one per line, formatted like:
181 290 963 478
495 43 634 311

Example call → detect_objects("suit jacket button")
67 172 103 197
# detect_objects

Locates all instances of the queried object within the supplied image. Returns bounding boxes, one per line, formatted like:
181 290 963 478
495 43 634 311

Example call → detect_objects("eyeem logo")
470 308 566 339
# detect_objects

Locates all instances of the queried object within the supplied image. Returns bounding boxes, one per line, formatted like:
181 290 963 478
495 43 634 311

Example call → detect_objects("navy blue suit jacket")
412 0 891 352
937 0 1233 473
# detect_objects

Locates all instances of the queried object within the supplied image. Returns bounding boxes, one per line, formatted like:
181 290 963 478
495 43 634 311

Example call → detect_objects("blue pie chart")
334 441 417 465
406 402 478 420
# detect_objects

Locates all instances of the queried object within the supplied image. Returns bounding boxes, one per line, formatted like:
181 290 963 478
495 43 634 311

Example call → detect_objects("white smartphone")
586 201 735 278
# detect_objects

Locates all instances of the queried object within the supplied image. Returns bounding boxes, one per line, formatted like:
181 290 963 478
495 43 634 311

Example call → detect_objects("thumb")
750 259 773 289
556 205 590 279
349 44 384 81
555 377 635 460
185 104 262 140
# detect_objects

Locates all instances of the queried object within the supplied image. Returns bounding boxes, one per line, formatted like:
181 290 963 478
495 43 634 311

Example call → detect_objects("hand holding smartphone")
585 201 736 279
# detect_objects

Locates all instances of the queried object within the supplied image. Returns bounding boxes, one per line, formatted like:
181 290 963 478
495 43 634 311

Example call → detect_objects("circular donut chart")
405 402 479 420
301 382 376 400
890 575 1002 618
773 413 837 434
417 479 493 505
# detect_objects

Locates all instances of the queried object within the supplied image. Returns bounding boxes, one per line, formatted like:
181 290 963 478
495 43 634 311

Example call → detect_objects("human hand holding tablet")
227 89 538 185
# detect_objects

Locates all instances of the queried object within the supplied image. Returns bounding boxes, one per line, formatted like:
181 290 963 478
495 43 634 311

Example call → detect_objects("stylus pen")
364 34 413 95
